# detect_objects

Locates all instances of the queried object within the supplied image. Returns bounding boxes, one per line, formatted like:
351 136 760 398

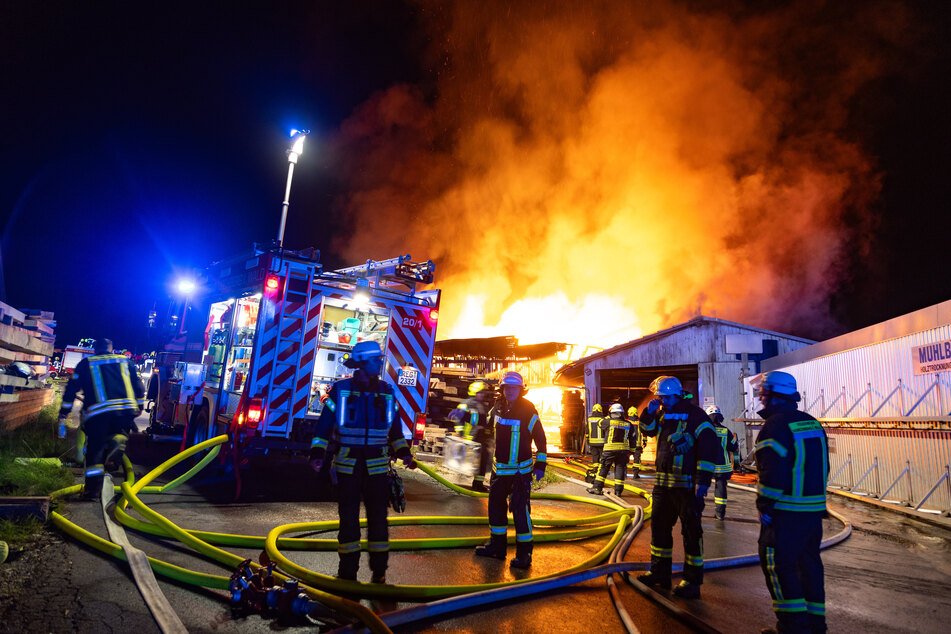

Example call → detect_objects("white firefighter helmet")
705 404 722 416
608 403 624 417
650 376 683 396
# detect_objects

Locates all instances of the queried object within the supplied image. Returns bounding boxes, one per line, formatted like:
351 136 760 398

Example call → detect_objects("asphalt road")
2 424 950 633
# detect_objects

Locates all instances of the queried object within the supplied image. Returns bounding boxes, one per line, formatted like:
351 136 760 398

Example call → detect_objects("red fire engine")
146 245 440 473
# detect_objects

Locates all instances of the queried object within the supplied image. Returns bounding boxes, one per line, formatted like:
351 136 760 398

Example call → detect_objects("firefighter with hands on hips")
706 404 740 520
636 375 720 599
754 371 829 634
628 405 645 479
584 403 606 483
451 380 494 492
474 371 547 569
58 339 145 501
308 341 417 584
586 403 634 496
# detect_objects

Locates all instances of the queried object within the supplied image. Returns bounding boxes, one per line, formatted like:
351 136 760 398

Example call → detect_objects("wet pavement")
2 428 951 633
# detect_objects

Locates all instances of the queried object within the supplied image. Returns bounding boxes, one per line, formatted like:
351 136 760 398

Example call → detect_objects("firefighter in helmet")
584 403 606 483
628 405 645 479
451 380 494 491
636 376 720 599
58 339 145 500
587 403 634 496
474 371 547 568
309 341 417 583
755 371 829 634
706 404 739 520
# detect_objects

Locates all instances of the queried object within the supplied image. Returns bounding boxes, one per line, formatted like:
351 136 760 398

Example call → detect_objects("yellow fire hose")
50 435 652 632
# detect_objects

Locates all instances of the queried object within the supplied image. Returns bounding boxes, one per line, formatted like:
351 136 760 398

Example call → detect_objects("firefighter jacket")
489 396 547 476
639 399 719 489
310 373 411 476
452 397 491 442
60 354 145 422
587 414 606 445
755 403 829 514
600 416 635 451
714 423 739 474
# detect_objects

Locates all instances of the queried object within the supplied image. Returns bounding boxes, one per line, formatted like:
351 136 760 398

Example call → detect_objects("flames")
326 1 911 347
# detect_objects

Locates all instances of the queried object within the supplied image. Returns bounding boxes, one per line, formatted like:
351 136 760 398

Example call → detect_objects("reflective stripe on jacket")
714 425 739 474
602 416 634 451
755 406 829 513
639 400 719 489
60 354 145 421
587 416 606 445
491 397 547 475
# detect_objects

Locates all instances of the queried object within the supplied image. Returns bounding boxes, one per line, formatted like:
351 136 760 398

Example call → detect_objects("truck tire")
186 405 210 447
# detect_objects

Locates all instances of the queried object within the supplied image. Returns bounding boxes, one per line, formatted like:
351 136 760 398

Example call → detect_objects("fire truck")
145 245 440 471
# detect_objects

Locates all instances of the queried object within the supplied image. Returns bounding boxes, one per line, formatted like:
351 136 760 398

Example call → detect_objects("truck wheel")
187 405 210 447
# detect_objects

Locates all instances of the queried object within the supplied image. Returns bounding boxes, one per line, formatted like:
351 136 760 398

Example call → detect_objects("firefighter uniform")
756 394 830 632
475 373 547 568
59 351 145 499
310 370 412 581
452 387 493 491
628 406 644 479
712 418 739 520
585 404 605 483
638 381 719 597
588 406 634 495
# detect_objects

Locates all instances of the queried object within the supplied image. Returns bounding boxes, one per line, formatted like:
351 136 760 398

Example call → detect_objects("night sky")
1 1 948 352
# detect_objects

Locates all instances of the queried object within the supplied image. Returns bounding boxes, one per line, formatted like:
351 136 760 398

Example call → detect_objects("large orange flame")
327 1 911 347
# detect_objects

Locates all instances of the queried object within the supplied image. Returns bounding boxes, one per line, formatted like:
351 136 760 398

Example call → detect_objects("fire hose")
49 437 852 634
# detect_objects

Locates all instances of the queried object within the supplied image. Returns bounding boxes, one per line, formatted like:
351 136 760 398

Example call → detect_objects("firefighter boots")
509 543 532 569
614 486 624 496
672 580 702 599
474 534 507 560
471 480 487 493
586 486 603 495
636 571 671 591
370 570 386 584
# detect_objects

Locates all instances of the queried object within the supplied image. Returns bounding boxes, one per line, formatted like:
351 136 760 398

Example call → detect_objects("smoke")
326 0 914 345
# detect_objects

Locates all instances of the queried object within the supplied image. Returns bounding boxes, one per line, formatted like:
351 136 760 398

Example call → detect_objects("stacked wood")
0 302 56 431
417 424 447 454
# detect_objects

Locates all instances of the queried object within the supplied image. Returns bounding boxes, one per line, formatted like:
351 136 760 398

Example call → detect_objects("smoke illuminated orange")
329 1 905 346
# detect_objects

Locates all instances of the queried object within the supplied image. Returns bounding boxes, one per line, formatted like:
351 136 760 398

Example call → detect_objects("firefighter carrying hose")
58 339 145 501
474 371 546 569
755 371 829 634
628 405 645 479
706 404 739 520
584 403 605 483
587 403 634 496
308 341 417 584
450 380 494 492
636 375 720 599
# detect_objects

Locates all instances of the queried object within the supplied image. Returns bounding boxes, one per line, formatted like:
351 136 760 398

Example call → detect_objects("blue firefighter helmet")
650 376 683 396
344 341 384 368
501 371 524 386
758 371 800 401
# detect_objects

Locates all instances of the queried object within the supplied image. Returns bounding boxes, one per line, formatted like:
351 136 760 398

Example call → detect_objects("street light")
277 128 308 247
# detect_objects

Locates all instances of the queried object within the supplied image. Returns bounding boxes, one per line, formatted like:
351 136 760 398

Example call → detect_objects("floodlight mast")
277 129 308 247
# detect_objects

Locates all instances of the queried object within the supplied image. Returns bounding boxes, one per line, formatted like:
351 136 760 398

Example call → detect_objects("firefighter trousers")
587 443 604 481
714 473 732 519
759 512 826 633
487 473 533 551
473 440 492 484
595 449 630 493
649 486 704 584
83 412 135 498
630 445 643 472
336 460 390 579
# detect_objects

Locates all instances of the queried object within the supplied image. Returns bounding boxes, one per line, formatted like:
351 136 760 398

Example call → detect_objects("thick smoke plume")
328 0 912 345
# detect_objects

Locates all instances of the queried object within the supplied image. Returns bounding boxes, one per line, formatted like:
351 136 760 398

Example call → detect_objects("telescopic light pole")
277 129 307 247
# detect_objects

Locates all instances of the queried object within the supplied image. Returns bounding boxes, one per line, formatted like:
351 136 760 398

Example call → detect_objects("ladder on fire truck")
331 255 435 293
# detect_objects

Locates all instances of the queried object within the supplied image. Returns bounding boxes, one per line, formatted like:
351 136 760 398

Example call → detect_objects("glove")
759 511 773 527
695 484 709 512
533 465 546 482
309 458 322 473
402 455 418 470
646 397 662 415
668 430 694 454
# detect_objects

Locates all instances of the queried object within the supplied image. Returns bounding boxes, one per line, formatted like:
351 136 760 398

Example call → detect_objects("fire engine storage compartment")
742 300 951 513
307 299 391 414
554 316 814 456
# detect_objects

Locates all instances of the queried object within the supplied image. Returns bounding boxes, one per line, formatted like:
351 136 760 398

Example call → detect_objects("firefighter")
628 405 644 479
636 376 720 599
474 371 547 569
308 341 417 583
449 380 494 491
584 403 605 483
755 371 829 634
706 404 739 520
58 339 145 501
587 403 634 496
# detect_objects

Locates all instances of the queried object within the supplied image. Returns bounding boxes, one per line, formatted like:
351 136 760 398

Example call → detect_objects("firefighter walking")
58 339 145 500
587 403 634 496
637 376 720 599
584 403 605 483
450 381 494 491
627 405 644 479
309 341 417 583
755 371 829 634
706 404 739 520
474 371 547 569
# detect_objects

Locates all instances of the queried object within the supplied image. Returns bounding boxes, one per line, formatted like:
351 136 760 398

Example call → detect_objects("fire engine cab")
146 245 440 462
